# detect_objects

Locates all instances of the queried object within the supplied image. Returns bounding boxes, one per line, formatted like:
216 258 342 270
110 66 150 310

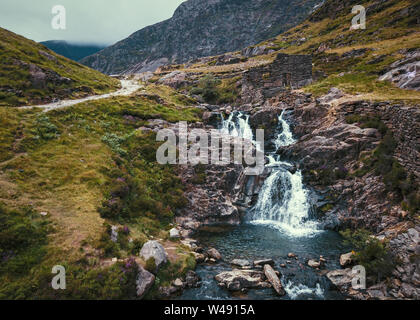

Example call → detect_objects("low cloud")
0 0 185 45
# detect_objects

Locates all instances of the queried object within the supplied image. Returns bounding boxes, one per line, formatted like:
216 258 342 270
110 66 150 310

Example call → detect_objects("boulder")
231 259 251 269
140 240 168 270
326 269 355 291
136 266 155 299
215 270 269 291
340 252 354 267
207 248 222 261
169 228 181 239
287 253 296 258
263 264 285 296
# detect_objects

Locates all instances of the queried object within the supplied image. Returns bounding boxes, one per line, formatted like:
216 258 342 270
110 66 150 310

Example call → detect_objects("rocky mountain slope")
81 0 321 75
0 28 119 107
142 0 419 299
0 0 419 301
40 40 105 62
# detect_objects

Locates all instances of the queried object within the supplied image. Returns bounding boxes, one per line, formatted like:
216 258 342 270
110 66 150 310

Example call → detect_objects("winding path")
21 80 142 112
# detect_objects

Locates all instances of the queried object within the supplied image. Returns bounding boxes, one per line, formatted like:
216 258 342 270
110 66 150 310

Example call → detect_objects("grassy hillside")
260 0 420 101
0 28 120 107
0 84 201 299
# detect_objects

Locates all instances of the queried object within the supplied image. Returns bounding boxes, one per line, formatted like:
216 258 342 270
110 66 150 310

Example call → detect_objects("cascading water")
249 110 320 237
180 110 345 301
220 111 254 141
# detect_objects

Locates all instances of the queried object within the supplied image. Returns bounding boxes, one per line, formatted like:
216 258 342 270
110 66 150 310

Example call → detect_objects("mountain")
81 0 322 75
40 40 106 61
0 28 119 107
166 0 419 101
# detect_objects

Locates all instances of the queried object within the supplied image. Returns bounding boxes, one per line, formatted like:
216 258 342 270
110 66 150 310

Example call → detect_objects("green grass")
189 74 240 104
0 91 201 299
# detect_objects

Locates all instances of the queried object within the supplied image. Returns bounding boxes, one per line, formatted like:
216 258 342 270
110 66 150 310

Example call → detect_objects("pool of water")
177 224 347 300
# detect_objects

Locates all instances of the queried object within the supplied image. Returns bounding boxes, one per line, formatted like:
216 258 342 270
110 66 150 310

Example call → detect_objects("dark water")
177 224 347 300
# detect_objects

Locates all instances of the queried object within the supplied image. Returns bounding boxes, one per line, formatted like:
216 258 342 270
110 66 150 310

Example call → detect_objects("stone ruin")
241 53 313 104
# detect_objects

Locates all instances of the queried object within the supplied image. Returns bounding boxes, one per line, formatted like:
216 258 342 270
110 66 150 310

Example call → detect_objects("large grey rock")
263 264 285 296
136 266 155 299
215 270 269 291
326 269 356 291
169 228 181 239
140 240 168 270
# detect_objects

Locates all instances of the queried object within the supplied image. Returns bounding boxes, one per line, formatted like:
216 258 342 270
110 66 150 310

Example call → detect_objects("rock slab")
263 264 285 296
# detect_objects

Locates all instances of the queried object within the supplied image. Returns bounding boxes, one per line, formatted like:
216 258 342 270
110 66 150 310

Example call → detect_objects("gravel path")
20 79 142 112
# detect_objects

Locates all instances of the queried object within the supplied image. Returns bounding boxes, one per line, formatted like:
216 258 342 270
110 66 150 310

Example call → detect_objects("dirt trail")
20 79 142 112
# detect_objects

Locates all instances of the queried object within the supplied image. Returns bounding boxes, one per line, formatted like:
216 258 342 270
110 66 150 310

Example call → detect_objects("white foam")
284 281 325 300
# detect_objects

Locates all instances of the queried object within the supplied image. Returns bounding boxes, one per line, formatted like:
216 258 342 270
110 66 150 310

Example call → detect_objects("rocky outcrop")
81 0 320 75
387 227 420 299
379 49 420 91
268 90 419 299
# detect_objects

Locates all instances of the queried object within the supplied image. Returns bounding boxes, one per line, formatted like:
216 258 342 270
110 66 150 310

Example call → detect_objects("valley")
0 0 418 301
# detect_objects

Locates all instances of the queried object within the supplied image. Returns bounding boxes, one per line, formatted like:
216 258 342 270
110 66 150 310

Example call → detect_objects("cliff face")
80 0 321 75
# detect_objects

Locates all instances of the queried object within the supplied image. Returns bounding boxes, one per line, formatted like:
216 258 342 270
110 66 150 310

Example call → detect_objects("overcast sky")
0 0 185 45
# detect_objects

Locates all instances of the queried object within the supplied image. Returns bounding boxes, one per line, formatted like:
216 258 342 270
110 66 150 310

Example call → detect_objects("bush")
345 115 388 135
340 229 395 283
35 114 59 140
355 130 419 214
0 204 50 276
145 257 157 273
189 74 239 104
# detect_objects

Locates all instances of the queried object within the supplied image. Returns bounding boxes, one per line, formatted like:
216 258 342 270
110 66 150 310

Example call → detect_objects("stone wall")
241 53 312 104
339 101 420 181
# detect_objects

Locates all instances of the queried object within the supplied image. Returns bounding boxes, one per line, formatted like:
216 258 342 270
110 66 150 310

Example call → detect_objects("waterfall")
220 111 253 141
275 110 296 148
249 110 320 237
220 110 320 237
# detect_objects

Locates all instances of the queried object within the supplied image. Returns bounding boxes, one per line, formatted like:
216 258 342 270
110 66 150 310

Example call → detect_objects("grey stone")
136 266 155 299
140 240 168 270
